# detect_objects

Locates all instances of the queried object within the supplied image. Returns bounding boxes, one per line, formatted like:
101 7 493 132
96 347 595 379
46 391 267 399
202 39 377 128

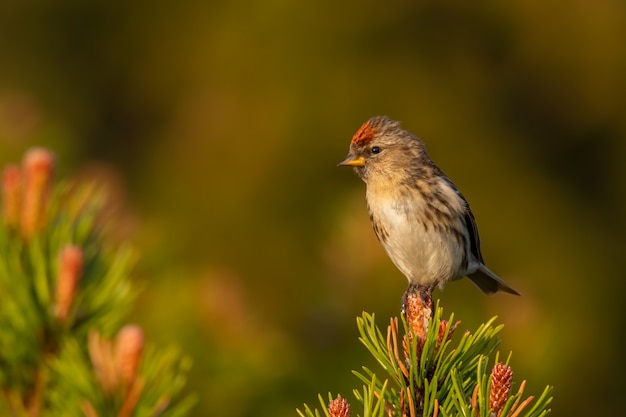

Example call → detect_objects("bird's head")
339 116 429 182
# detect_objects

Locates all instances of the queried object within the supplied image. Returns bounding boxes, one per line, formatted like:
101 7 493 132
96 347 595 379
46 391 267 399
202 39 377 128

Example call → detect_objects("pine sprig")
0 181 136 395
48 332 196 417
0 148 194 416
298 301 552 417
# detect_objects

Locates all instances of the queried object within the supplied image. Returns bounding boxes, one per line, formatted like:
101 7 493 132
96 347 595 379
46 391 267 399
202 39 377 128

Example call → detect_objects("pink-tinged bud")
54 245 84 321
88 330 118 393
2 165 22 228
328 396 351 417
490 363 513 417
115 325 145 385
20 147 54 238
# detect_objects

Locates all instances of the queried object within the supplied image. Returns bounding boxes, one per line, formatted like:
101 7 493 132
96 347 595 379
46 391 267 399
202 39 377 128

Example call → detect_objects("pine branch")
0 148 195 416
298 299 552 417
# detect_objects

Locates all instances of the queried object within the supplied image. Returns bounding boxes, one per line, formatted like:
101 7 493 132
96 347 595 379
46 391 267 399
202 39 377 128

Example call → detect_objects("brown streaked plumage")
339 116 519 295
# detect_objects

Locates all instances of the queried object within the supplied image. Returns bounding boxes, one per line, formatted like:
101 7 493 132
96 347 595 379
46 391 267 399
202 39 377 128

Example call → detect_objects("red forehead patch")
351 120 376 146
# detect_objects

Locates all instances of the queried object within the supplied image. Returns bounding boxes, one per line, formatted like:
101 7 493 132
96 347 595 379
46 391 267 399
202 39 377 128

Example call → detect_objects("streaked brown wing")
441 174 484 264
463 206 484 263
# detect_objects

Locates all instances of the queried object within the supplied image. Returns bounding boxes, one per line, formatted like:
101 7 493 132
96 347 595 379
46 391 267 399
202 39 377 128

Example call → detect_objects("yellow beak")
338 154 365 167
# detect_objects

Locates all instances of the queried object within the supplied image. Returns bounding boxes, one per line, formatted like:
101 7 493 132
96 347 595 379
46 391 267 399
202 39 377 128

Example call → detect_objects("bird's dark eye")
371 146 381 154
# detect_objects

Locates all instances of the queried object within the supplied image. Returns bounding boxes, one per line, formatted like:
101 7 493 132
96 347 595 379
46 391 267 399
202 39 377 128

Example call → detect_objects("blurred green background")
1 1 625 416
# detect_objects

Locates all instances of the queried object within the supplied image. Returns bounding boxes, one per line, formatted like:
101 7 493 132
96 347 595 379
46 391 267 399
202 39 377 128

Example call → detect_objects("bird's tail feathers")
467 265 520 296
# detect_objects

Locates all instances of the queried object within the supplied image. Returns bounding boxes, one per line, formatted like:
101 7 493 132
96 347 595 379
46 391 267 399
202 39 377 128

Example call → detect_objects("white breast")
366 187 466 287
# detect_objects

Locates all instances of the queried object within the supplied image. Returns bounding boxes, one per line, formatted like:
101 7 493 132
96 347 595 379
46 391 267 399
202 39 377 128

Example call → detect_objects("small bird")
339 116 519 295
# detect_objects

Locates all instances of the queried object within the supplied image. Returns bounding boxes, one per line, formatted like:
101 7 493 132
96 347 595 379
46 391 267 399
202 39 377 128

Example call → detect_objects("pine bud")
2 165 22 228
88 330 118 393
328 396 351 417
490 362 513 417
436 319 460 351
20 147 54 238
115 325 145 385
54 245 84 321
402 286 432 346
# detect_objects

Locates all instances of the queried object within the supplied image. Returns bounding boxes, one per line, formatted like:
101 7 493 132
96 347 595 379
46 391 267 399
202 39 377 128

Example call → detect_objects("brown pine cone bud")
2 165 22 228
403 285 433 347
328 396 350 417
115 325 145 385
20 147 54 238
54 245 84 321
490 362 513 417
436 319 460 351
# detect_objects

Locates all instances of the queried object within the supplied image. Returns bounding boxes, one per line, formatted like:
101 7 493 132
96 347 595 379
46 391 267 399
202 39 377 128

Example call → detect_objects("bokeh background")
1 1 625 416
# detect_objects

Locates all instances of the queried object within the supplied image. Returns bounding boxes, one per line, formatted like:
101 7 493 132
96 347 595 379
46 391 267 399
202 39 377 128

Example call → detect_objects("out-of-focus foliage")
0 149 194 416
1 1 624 416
